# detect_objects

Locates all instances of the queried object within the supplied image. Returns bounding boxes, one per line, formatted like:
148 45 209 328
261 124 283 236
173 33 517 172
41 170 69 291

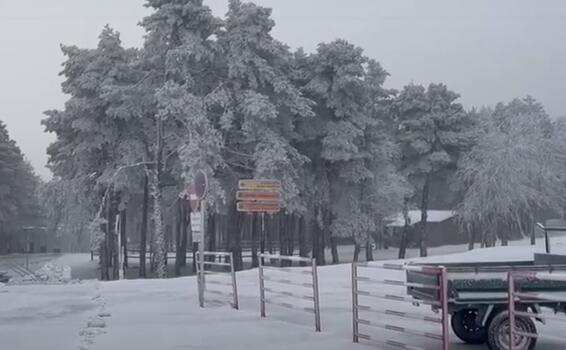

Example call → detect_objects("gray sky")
2 0 566 180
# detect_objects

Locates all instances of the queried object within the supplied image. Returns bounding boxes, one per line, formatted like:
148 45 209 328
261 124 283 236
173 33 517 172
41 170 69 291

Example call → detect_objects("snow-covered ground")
3 235 566 350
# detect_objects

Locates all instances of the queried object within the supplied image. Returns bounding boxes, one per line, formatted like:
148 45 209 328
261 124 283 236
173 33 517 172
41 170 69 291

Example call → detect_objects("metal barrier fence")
508 271 566 350
352 262 449 350
258 253 321 332
196 251 239 310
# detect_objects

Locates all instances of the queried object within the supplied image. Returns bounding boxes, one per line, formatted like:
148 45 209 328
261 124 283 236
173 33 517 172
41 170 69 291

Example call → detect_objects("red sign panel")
236 191 280 202
237 201 280 213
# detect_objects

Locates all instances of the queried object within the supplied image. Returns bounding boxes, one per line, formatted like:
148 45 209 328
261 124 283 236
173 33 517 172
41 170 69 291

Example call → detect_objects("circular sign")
186 170 208 212
193 170 208 200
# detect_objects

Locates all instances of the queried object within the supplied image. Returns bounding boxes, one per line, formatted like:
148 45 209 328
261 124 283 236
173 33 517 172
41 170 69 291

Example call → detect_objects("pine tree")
212 0 314 266
394 83 474 256
140 0 225 276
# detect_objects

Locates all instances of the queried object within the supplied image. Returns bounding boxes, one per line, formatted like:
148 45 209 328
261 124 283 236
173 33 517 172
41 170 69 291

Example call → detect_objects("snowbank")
35 263 72 283
4 237 566 350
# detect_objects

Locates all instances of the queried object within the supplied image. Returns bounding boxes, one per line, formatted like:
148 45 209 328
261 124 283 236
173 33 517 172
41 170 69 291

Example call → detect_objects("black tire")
451 309 488 344
487 310 537 350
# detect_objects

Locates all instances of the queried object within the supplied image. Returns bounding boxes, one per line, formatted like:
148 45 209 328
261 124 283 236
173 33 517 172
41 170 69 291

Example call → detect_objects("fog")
2 0 566 179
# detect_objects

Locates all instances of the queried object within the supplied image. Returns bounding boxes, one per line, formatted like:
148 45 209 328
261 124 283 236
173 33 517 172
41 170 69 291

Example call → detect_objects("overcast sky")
2 0 566 180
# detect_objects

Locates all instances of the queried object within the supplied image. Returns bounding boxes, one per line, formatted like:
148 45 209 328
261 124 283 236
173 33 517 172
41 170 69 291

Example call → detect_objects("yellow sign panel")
238 179 281 191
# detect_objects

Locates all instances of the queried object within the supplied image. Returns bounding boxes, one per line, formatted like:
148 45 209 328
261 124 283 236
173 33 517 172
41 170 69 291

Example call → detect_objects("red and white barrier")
508 271 566 350
352 262 449 350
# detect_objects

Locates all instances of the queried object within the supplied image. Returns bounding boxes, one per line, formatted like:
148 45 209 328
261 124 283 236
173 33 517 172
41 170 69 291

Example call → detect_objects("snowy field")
3 236 566 350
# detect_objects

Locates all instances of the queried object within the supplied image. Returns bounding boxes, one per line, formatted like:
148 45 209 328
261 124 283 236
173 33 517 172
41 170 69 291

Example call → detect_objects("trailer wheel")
451 309 488 344
487 310 536 350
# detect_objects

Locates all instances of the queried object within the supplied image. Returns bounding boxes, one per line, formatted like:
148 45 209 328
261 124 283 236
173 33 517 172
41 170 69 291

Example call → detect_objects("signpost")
236 179 282 264
187 170 208 308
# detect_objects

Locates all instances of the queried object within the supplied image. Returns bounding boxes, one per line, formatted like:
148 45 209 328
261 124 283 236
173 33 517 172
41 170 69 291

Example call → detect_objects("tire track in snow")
78 282 111 350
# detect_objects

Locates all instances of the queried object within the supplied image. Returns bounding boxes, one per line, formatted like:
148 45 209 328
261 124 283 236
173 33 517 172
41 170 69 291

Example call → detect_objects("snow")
3 237 566 350
386 210 456 227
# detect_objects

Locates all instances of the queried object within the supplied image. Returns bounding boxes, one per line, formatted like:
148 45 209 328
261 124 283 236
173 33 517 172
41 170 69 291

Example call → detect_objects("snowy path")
3 237 566 349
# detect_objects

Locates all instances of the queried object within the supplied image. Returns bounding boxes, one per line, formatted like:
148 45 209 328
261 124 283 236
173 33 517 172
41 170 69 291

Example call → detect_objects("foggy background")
1 0 565 179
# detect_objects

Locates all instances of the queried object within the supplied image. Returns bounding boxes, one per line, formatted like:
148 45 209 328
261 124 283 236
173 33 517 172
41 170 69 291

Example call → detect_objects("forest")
6 0 564 279
0 121 44 253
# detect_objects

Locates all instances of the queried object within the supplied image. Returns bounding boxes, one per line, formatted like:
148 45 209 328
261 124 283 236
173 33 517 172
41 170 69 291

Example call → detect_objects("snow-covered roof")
385 210 456 227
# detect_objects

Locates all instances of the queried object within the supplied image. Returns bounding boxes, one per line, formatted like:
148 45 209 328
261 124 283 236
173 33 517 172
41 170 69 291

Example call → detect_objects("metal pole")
259 253 266 317
545 229 550 253
440 267 449 350
230 252 239 310
352 262 359 343
260 213 265 266
508 272 516 350
116 214 123 280
198 200 206 308
25 234 30 270
312 257 321 332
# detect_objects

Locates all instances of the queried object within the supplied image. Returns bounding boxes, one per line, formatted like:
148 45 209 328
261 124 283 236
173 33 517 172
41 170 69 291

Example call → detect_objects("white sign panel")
190 212 203 243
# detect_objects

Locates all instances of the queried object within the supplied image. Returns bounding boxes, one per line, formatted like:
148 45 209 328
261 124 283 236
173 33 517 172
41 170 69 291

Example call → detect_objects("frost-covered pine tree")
208 0 314 266
456 97 566 247
394 83 474 256
43 26 141 279
296 40 407 263
139 0 226 277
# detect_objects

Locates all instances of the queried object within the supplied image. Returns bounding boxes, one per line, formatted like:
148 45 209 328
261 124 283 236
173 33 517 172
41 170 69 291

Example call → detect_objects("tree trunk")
120 207 128 272
175 198 183 276
529 217 536 246
418 176 430 257
311 217 320 265
279 213 286 266
180 200 188 267
365 239 374 261
298 216 308 267
235 211 244 271
140 173 149 278
152 115 167 278
330 237 339 264
467 223 474 251
207 213 216 259
353 243 361 262
500 220 509 246
229 204 243 271
104 190 113 280
287 215 295 259
398 198 410 259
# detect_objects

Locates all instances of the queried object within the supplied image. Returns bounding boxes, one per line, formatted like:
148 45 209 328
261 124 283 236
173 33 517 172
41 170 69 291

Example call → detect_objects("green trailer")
408 254 566 350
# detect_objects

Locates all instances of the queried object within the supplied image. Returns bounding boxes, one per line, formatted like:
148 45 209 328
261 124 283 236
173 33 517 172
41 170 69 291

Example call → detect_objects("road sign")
236 190 280 202
190 212 202 232
187 170 208 212
237 201 280 213
238 179 281 191
193 170 208 199
193 231 202 243
187 186 200 212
